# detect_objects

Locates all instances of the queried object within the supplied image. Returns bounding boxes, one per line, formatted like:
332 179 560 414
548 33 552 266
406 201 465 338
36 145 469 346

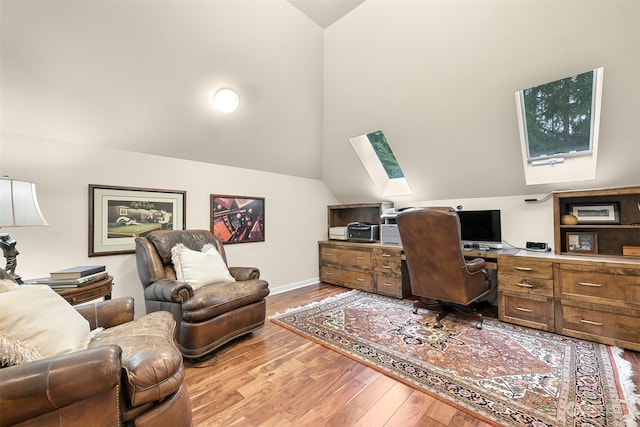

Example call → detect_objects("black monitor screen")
457 209 502 247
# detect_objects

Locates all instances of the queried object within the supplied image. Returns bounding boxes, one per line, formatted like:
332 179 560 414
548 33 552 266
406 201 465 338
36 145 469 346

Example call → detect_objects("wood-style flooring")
185 283 639 427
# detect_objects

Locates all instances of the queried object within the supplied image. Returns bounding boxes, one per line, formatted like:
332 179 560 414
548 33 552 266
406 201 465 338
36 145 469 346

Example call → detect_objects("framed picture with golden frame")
89 184 186 256
210 194 265 244
565 231 598 254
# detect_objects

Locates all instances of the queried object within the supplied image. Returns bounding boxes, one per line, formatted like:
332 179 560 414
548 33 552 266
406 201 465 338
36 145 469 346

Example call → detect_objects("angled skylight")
349 131 412 197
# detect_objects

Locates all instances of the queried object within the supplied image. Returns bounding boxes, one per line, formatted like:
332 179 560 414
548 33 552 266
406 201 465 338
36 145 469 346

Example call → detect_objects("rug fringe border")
611 346 640 426
269 289 358 319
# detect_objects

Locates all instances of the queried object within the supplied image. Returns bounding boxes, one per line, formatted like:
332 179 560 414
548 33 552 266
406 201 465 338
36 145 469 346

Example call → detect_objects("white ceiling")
0 0 331 179
287 0 365 28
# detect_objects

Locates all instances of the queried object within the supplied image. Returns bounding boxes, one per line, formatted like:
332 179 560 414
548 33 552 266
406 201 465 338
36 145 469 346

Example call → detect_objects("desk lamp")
0 176 49 283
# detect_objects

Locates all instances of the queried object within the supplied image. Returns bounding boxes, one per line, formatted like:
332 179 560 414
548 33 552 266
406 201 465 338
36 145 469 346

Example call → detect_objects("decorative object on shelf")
89 184 186 256
0 176 49 283
560 214 579 225
210 194 265 244
570 202 620 224
565 231 598 254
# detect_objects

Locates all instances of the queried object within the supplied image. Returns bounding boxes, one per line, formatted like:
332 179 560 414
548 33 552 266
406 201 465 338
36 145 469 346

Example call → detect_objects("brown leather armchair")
0 295 192 427
135 229 269 359
397 207 493 329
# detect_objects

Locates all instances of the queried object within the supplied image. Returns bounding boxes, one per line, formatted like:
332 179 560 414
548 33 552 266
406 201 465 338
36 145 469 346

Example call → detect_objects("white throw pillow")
171 243 235 290
0 285 90 364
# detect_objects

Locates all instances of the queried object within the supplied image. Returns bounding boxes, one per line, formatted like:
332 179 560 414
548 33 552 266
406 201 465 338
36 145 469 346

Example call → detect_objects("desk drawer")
557 299 640 350
499 257 553 279
498 273 553 297
374 272 403 298
499 291 554 332
372 247 402 275
556 264 640 306
320 266 373 291
320 246 372 269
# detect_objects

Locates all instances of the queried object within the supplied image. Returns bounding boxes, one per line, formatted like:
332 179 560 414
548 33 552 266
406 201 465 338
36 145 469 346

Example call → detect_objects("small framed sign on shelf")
565 231 598 254
570 203 620 224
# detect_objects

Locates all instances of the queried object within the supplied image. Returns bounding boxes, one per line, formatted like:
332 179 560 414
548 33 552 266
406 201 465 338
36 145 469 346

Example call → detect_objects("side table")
53 275 113 306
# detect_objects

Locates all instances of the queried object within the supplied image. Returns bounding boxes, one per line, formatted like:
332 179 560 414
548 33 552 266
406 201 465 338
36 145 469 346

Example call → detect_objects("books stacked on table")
30 265 107 288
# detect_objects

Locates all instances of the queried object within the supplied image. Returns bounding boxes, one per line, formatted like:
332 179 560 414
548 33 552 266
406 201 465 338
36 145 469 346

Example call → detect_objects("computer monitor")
457 209 502 250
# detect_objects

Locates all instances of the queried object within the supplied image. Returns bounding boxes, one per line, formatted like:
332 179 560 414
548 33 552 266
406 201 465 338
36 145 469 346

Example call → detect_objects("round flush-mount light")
212 88 240 113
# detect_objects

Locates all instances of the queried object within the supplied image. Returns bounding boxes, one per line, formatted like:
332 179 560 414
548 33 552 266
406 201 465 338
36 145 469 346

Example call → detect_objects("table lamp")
0 176 49 283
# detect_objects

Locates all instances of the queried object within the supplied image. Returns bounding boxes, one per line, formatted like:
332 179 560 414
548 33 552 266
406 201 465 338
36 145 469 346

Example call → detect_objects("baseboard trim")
269 278 319 295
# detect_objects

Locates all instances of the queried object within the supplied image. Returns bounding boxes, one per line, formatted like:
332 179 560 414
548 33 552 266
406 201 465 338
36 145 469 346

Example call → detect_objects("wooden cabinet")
554 261 640 351
498 256 555 331
553 186 640 258
319 241 410 298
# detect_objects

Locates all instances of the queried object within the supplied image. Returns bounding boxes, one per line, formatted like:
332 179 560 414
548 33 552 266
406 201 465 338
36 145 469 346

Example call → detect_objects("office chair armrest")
143 278 194 303
465 257 486 273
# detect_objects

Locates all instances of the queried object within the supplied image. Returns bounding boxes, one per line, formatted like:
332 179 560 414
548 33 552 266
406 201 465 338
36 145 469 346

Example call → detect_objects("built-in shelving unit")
326 202 392 241
553 186 640 258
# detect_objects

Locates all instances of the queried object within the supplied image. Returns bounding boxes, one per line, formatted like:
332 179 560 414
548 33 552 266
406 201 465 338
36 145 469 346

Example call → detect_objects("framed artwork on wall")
565 231 598 254
89 184 186 256
210 194 265 244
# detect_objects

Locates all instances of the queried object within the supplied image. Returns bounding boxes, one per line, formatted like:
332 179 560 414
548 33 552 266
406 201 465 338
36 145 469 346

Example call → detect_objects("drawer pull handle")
578 282 603 287
516 282 533 288
357 278 365 282
382 254 392 258
356 256 365 260
383 266 391 269
325 253 333 256
325 272 333 276
514 267 533 271
382 282 392 287
515 307 532 313
580 319 603 326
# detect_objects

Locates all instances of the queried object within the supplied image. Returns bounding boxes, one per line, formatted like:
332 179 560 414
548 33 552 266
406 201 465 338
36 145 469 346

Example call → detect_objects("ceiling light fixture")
213 88 240 113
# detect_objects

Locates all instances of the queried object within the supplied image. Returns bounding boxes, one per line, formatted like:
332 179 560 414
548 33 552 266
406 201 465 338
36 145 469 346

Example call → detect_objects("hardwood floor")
185 283 639 427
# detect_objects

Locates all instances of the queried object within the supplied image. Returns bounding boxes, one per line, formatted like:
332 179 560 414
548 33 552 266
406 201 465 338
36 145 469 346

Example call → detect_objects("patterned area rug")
270 290 639 426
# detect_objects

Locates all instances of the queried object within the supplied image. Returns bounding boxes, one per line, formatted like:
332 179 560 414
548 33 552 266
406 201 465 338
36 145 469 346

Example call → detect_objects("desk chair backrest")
396 207 491 305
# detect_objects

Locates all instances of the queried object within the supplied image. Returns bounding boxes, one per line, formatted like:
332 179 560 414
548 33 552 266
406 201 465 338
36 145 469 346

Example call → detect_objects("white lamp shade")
213 88 240 113
0 177 49 227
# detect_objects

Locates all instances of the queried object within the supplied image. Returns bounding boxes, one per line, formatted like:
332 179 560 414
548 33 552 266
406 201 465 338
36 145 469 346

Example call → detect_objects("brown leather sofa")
0 285 192 427
135 229 270 359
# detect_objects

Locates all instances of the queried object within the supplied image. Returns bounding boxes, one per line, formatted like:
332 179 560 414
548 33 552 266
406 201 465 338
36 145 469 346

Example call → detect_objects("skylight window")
349 131 412 197
517 68 603 166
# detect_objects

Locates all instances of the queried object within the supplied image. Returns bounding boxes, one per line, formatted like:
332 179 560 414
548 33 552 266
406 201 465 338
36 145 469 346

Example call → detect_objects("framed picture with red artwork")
210 195 265 244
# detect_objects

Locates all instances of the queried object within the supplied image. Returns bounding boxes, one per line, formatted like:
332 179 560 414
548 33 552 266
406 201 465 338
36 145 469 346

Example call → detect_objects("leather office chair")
396 207 493 329
135 229 269 359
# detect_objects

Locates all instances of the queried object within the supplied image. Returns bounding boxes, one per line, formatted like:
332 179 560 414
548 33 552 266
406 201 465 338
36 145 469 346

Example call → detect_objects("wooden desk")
319 240 640 350
53 275 113 306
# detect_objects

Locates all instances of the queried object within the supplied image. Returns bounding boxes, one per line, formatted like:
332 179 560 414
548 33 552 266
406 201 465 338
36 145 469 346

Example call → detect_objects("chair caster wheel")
412 307 418 314
434 322 444 329
475 322 482 329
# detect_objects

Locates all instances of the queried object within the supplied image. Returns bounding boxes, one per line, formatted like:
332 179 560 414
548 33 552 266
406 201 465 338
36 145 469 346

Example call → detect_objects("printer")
380 207 414 246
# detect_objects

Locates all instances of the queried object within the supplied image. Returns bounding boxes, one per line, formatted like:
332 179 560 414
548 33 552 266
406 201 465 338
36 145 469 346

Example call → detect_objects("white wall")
0 132 337 317
396 194 554 252
323 0 640 203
